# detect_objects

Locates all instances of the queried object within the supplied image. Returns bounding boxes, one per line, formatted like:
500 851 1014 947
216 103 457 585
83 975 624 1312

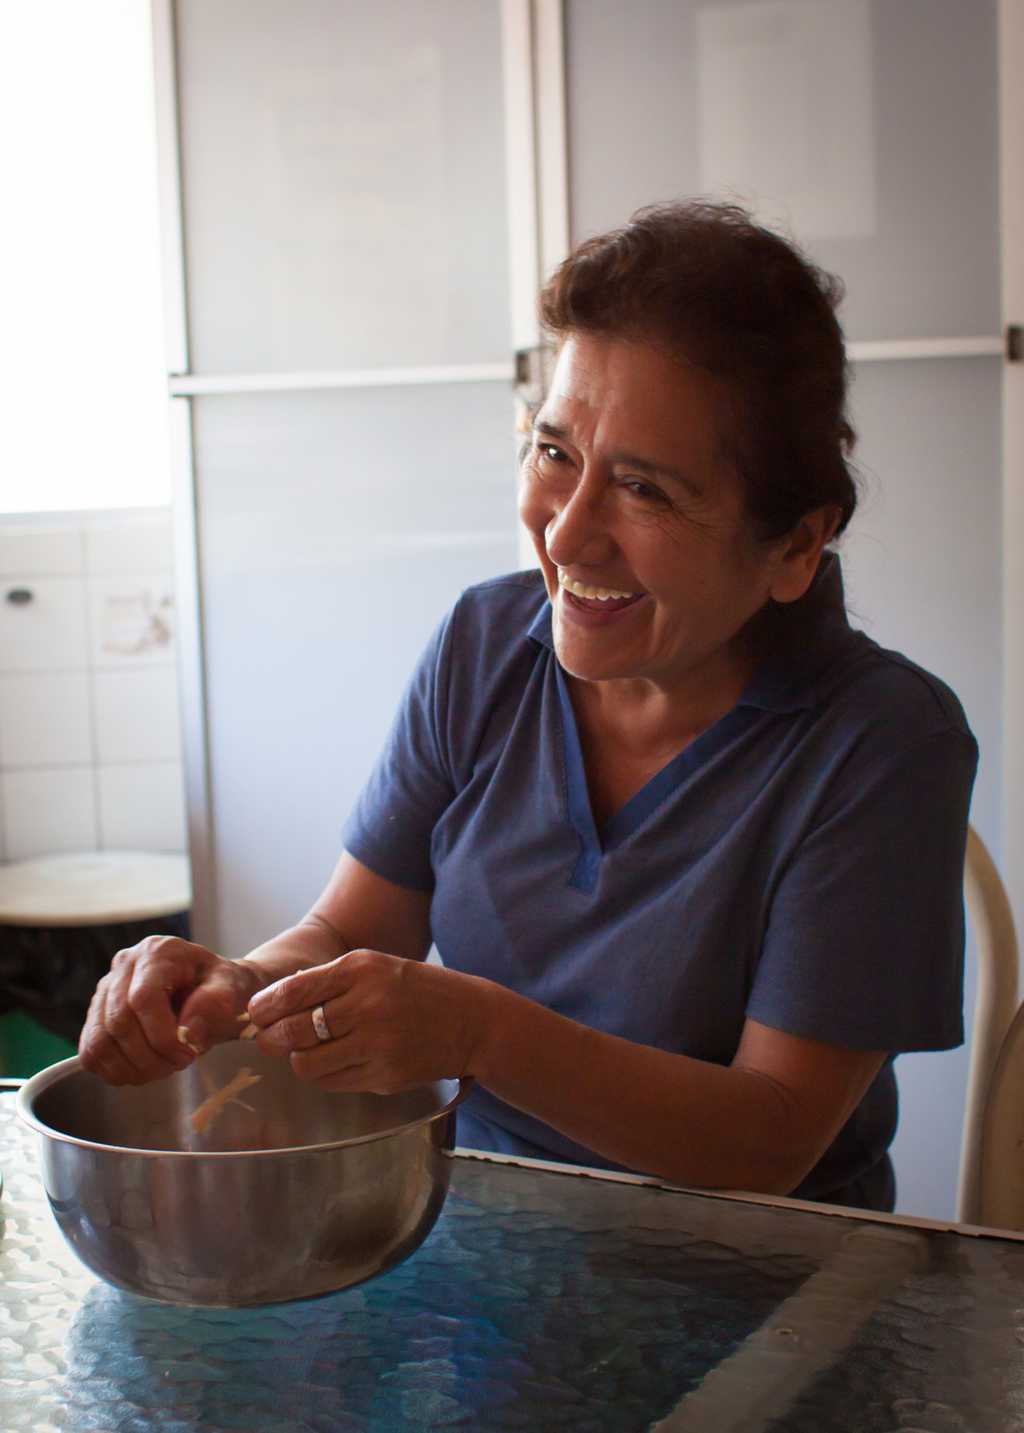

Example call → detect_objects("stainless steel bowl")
17 1044 468 1307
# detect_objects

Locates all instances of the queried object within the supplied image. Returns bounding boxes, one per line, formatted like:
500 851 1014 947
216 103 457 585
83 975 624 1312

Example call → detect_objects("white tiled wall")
0 510 187 863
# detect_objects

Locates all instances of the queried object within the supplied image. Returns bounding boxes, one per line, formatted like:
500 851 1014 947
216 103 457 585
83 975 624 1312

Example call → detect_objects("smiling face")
519 333 828 709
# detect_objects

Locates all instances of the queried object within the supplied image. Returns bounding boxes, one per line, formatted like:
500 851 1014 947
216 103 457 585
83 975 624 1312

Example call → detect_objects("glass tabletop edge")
449 1144 1024 1244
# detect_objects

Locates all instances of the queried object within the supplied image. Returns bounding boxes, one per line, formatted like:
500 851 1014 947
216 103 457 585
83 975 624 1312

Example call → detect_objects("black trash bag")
0 912 191 1044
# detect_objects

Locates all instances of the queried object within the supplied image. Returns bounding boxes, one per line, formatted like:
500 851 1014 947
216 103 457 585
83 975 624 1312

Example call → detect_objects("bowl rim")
16 1056 473 1160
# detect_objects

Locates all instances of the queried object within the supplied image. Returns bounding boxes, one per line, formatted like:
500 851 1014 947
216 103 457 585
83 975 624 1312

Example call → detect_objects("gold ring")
311 1004 332 1043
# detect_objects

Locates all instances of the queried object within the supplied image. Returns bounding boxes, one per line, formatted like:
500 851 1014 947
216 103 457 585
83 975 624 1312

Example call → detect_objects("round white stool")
0 851 191 928
0 851 192 1076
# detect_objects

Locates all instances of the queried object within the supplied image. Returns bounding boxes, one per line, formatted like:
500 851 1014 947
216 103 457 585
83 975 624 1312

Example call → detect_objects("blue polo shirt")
342 556 977 1210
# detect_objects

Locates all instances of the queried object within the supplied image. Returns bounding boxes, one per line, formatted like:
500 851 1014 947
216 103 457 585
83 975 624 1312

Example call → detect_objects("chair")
955 826 1022 1227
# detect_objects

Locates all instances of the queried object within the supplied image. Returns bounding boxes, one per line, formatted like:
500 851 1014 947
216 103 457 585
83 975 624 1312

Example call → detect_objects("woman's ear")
768 506 842 604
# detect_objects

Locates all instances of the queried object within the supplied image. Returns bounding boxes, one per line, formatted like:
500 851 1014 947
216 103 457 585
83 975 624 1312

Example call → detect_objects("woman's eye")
538 443 568 464
623 479 668 505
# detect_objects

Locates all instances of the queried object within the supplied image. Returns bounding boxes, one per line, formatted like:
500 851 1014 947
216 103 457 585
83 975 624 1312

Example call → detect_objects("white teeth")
557 571 639 601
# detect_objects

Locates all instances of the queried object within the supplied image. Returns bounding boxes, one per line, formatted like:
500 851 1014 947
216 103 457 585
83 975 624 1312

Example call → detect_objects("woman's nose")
543 477 614 568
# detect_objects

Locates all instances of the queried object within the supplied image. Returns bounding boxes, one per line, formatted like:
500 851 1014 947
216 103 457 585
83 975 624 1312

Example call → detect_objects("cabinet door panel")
192 383 518 952
176 0 510 372
566 0 998 341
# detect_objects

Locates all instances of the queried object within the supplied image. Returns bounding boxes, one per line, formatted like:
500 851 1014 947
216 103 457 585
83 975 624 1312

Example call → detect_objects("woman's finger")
103 956 186 1082
287 1017 383 1080
248 953 358 1027
91 962 151 1082
175 960 261 1052
127 955 196 1063
80 975 157 1084
304 1060 378 1093
255 996 353 1056
78 978 130 1083
290 1043 422 1096
289 1043 372 1088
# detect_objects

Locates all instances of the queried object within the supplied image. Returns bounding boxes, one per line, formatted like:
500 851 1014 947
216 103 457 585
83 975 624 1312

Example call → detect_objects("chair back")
975 1003 1024 1228
956 826 1020 1226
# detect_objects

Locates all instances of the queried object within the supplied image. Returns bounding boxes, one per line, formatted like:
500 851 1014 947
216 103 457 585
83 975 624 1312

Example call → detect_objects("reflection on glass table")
2 1092 1022 1432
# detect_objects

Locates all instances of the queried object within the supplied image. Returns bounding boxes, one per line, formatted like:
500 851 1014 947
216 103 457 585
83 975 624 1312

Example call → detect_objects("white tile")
0 525 85 577
0 577 90 672
3 767 97 860
84 513 174 576
88 576 176 669
93 668 182 764
0 671 93 767
98 763 186 851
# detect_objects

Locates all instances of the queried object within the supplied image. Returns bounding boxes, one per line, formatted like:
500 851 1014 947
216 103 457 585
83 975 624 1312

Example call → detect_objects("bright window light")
0 1 171 514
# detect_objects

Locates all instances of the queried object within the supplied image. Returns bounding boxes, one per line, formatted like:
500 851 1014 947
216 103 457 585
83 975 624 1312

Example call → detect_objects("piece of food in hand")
177 1025 202 1056
189 1067 263 1135
237 1012 259 1040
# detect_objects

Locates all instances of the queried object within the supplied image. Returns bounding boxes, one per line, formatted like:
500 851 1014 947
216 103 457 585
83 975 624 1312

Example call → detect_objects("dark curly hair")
538 201 858 540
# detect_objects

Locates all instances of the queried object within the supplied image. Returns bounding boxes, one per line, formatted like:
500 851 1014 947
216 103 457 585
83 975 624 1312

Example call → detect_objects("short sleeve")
341 607 457 891
747 727 978 1052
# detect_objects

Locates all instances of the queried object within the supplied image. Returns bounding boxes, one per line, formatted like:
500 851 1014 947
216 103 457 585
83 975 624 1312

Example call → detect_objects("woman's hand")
79 936 266 1086
247 950 491 1094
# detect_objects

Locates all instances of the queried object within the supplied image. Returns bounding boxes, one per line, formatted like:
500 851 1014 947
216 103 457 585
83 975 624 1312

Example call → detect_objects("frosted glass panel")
840 355 1001 1220
565 0 998 341
176 0 510 372
191 382 518 954
841 356 1001 817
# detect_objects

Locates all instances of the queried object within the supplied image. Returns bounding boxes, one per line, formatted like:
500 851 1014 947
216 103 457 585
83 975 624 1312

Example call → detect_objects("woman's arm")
466 983 885 1194
244 854 884 1195
249 945 885 1197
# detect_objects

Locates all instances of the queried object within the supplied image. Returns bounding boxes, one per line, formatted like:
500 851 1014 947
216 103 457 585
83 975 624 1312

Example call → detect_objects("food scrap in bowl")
176 1021 263 1134
188 1067 263 1135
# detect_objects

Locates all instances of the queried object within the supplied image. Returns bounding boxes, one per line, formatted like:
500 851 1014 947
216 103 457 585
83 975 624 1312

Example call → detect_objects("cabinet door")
566 0 998 341
168 0 518 953
563 0 1001 1223
191 383 517 950
176 0 512 374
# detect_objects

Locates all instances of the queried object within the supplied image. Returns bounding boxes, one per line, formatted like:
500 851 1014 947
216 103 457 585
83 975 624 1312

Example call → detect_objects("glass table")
2 1090 1023 1432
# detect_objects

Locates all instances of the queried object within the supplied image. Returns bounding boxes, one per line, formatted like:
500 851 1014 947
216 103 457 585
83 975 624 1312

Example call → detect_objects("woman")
79 202 976 1212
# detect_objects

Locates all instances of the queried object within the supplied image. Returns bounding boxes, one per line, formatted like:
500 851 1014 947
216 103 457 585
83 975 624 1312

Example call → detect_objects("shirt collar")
738 552 854 714
526 580 555 649
524 552 853 715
